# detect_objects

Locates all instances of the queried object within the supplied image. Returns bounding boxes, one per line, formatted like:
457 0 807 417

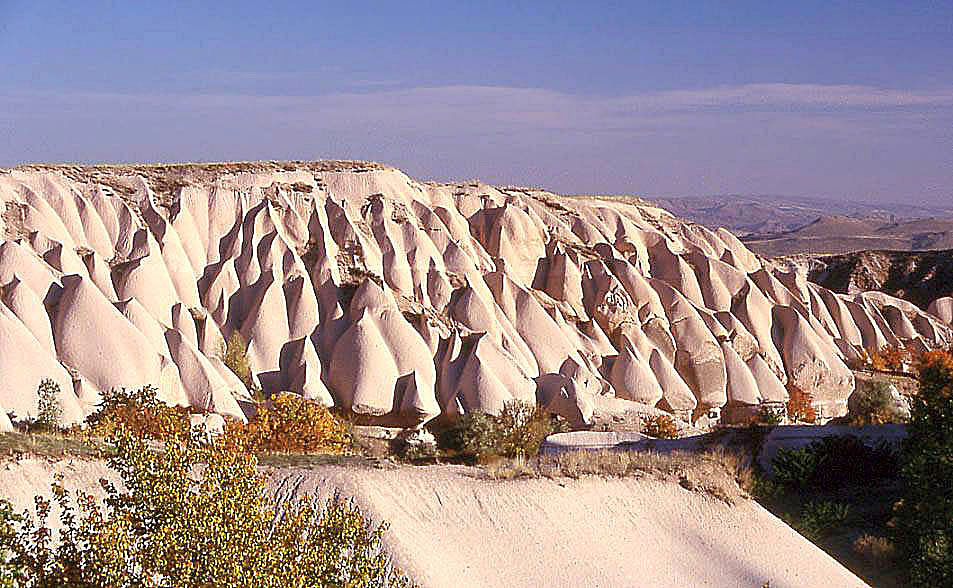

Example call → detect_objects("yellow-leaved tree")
0 402 410 587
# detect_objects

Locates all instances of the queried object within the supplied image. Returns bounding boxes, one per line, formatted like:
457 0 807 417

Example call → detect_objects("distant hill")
649 194 953 245
742 215 953 257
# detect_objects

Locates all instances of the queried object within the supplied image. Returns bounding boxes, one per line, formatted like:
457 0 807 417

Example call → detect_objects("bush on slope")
0 401 409 587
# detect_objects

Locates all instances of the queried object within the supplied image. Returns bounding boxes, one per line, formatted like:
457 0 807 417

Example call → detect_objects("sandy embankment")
1 459 868 587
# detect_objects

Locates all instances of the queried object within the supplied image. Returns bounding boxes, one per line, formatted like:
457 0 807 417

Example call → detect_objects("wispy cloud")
1 83 951 201
632 83 953 109
5 82 950 130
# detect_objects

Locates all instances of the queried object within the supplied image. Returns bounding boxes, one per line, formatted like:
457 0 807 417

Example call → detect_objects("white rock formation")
1 162 949 427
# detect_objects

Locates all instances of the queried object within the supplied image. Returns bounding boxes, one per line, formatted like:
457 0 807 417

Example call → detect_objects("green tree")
221 331 265 401
895 351 953 585
34 380 63 433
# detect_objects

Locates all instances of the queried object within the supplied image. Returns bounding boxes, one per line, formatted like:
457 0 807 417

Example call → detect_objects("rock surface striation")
1 162 950 428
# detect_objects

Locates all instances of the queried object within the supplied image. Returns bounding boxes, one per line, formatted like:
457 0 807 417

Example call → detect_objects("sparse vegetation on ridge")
0 432 108 461
5 349 953 587
436 400 568 460
480 447 752 505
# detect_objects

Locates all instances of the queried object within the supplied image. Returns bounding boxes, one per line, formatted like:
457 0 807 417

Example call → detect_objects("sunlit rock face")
1 162 950 427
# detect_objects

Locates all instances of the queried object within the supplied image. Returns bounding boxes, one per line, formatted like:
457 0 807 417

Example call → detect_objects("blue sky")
1 1 951 204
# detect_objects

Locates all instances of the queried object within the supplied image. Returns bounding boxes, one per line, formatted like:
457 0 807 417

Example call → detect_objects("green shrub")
438 401 567 459
771 435 899 492
849 380 908 425
810 435 899 490
771 446 819 491
894 351 953 586
795 500 851 541
747 476 785 501
440 411 498 459
32 379 63 433
494 401 565 457
0 426 412 587
756 404 784 427
221 331 264 401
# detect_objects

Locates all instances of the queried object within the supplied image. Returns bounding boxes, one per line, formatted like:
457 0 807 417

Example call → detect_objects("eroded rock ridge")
2 162 951 430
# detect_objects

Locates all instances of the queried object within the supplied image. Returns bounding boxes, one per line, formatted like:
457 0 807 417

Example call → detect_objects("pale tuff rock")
51 274 162 401
278 336 333 406
772 307 854 419
1 276 56 355
536 358 598 427
453 332 537 415
609 338 664 406
114 297 171 360
746 354 789 405
0 410 12 433
80 250 119 300
0 303 82 424
165 329 246 422
929 296 953 326
0 241 60 300
721 342 764 423
1 163 950 429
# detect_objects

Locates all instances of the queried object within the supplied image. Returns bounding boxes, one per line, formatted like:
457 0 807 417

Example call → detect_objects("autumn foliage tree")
0 423 410 587
641 414 679 439
224 394 351 454
0 388 408 587
785 383 817 424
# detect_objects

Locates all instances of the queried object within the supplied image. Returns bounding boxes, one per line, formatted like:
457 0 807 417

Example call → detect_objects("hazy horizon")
1 1 950 206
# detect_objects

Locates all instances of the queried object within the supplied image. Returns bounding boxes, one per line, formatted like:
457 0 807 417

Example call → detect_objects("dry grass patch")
0 432 110 460
481 447 751 504
482 455 537 480
853 533 897 565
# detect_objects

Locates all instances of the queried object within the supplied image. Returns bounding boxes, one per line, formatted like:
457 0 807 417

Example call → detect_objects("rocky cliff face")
804 249 953 310
1 162 951 430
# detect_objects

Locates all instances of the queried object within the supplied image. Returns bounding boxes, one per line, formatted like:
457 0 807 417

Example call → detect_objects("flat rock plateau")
2 161 953 432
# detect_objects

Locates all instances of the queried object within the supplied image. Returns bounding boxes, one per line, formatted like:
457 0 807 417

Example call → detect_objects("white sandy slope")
272 465 868 587
1 458 867 587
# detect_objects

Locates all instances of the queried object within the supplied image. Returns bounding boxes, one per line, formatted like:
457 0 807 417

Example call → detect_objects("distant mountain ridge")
649 194 953 239
742 215 953 257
